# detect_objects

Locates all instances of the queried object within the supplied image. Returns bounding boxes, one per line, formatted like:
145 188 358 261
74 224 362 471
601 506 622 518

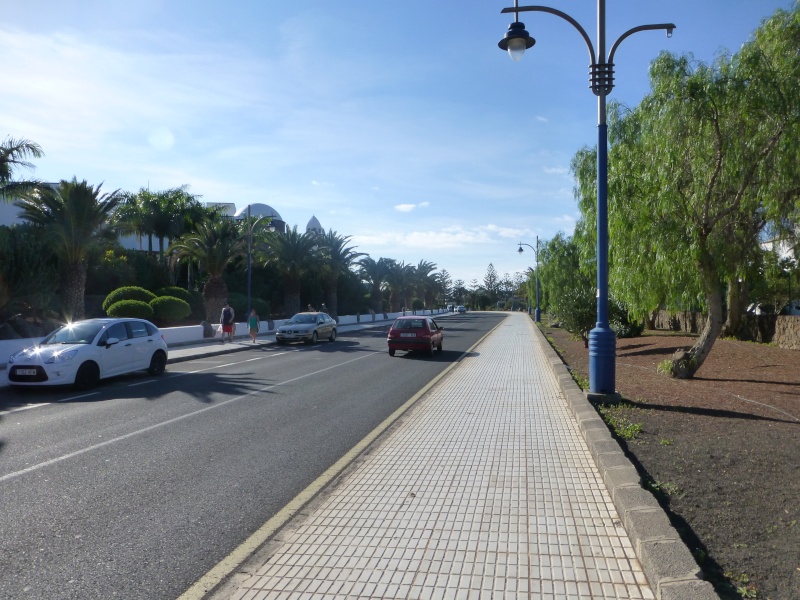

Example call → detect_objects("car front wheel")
310 331 318 344
389 348 396 357
329 328 337 342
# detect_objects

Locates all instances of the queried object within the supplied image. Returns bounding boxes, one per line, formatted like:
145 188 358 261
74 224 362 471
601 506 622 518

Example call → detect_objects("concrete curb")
530 321 719 600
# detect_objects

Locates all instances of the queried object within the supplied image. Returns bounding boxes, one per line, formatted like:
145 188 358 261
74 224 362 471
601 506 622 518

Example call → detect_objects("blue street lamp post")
518 239 540 322
499 1 674 395
246 204 254 320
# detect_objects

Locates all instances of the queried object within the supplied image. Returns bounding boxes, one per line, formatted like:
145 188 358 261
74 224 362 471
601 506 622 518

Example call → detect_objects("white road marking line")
0 352 377 484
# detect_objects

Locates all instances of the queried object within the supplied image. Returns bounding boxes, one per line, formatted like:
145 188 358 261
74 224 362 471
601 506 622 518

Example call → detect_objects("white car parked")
7 318 168 390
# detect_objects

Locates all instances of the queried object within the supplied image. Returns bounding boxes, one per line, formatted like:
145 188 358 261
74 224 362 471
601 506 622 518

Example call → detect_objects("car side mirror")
105 337 120 347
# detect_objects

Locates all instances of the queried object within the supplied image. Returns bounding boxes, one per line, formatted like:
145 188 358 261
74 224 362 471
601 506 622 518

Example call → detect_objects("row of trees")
526 4 800 379
1 137 523 326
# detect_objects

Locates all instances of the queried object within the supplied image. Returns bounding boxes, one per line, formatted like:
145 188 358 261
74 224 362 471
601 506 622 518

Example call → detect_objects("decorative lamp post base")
588 324 616 394
534 307 541 322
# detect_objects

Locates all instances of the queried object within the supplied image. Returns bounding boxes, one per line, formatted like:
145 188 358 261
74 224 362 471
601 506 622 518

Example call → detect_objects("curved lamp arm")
502 6 675 68
502 6 596 65
608 23 676 65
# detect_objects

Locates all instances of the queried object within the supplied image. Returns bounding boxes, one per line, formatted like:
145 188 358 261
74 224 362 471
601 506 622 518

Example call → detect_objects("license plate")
400 333 416 338
16 368 37 376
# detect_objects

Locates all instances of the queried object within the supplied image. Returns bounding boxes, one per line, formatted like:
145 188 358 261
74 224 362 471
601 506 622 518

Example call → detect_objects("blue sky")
1 0 793 285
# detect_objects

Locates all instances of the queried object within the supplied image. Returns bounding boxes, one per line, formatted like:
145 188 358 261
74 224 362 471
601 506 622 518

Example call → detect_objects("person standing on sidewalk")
248 308 260 343
220 301 235 343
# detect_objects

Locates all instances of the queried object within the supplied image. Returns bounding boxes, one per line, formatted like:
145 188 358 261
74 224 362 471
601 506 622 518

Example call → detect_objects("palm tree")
15 178 122 320
117 186 203 261
436 269 453 307
169 218 247 321
316 230 364 320
384 260 414 312
259 225 322 317
358 256 392 314
0 137 44 199
413 260 438 309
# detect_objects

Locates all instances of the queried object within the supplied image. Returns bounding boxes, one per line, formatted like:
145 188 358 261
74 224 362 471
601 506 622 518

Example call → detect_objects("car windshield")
41 321 105 345
288 314 316 325
393 319 425 330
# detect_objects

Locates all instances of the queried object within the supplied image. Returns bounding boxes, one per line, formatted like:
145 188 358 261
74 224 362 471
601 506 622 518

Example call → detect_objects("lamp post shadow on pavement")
498 0 675 396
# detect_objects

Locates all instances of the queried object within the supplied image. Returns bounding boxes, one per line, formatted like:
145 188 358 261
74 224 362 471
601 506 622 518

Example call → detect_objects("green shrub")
225 293 270 321
106 299 154 319
226 292 247 321
155 286 192 304
150 296 191 321
251 298 271 319
609 298 644 338
102 286 156 312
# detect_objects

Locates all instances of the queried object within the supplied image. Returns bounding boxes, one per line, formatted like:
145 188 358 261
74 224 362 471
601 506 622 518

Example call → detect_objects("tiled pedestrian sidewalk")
229 313 653 599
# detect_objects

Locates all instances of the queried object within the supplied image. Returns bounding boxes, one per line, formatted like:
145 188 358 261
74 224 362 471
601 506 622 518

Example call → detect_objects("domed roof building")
306 215 324 235
233 203 286 234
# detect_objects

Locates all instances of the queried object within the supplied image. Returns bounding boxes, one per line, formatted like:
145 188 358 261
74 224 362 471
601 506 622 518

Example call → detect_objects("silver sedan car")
275 312 337 345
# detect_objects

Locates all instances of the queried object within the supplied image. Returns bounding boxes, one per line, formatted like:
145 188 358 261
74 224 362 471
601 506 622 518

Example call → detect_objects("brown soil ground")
540 325 800 600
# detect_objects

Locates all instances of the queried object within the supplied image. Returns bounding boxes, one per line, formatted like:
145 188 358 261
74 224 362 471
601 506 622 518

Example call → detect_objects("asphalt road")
0 312 506 600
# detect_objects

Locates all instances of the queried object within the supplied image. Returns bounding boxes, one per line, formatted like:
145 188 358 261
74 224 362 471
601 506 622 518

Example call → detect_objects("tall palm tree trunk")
325 289 339 320
61 263 87 321
202 275 229 324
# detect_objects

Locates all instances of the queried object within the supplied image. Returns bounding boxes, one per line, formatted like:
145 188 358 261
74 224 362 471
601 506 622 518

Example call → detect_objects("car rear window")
129 321 149 338
393 319 426 330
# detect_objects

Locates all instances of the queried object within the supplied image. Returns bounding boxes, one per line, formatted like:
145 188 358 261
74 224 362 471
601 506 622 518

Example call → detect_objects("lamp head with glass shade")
498 21 535 61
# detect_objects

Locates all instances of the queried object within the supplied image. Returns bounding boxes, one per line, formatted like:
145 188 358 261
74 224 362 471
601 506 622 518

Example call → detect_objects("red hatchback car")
387 316 444 356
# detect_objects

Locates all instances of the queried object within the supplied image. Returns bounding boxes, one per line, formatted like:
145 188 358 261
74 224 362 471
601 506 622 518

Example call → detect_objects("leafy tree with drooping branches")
538 232 596 346
573 4 800 378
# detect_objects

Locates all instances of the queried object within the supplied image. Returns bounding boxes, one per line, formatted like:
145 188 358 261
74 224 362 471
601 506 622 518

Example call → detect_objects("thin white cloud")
536 116 548 123
394 204 416 212
544 166 569 175
485 224 529 239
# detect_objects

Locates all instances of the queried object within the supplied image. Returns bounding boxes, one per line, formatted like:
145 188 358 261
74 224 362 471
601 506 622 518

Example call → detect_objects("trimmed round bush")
155 286 192 304
251 298 271 319
150 296 191 321
102 286 157 312
106 299 154 319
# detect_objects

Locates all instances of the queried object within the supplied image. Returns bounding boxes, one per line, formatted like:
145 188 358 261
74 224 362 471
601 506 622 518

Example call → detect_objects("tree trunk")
60 263 87 321
283 292 301 317
722 277 747 338
326 289 338 321
202 275 228 323
324 275 339 320
670 254 724 378
371 286 383 313
389 290 400 312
